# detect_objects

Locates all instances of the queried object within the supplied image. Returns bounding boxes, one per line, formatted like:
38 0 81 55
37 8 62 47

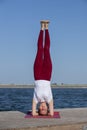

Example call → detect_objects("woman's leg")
33 30 44 80
42 29 52 81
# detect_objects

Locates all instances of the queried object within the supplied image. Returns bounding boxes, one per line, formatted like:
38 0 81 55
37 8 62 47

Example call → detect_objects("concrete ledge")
0 108 87 130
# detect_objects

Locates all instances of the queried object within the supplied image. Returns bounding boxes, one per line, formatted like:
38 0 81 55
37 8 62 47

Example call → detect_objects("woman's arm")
49 99 54 116
32 99 38 116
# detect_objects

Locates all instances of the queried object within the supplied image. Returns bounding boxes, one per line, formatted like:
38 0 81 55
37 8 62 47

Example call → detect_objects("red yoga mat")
25 111 60 118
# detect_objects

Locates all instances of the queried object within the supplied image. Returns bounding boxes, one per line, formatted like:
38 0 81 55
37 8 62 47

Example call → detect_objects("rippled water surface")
0 88 87 113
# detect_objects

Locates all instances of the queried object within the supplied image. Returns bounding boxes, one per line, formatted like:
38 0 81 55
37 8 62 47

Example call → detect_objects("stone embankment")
0 108 87 130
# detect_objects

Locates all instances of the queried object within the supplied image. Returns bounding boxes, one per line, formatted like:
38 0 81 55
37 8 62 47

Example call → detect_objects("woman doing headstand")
32 20 54 116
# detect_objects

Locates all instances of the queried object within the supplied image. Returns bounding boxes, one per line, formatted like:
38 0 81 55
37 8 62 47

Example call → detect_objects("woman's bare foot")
44 20 50 29
40 21 45 30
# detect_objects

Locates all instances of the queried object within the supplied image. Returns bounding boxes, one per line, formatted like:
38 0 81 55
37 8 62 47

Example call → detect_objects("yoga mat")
25 111 60 118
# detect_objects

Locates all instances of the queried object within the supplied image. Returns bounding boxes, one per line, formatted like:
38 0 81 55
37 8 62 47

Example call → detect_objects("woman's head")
38 102 49 116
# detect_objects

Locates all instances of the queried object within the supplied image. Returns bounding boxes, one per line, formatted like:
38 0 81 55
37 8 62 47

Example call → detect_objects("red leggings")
34 29 52 81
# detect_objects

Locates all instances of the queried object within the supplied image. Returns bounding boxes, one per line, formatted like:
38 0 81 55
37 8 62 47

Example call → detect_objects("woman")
32 20 54 116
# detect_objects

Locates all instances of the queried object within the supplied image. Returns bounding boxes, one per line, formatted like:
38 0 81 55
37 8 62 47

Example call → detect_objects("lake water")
0 88 87 113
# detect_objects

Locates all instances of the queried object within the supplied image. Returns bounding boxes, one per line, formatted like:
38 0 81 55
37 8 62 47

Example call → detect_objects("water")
0 88 87 113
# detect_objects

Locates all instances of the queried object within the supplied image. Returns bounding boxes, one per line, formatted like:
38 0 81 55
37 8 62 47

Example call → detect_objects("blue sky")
0 0 87 84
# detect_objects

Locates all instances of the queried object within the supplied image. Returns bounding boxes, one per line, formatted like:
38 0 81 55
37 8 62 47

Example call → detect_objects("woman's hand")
32 111 38 116
48 112 53 116
32 99 38 116
49 99 54 116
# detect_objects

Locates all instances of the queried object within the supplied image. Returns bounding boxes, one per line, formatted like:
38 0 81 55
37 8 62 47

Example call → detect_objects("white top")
33 80 53 104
